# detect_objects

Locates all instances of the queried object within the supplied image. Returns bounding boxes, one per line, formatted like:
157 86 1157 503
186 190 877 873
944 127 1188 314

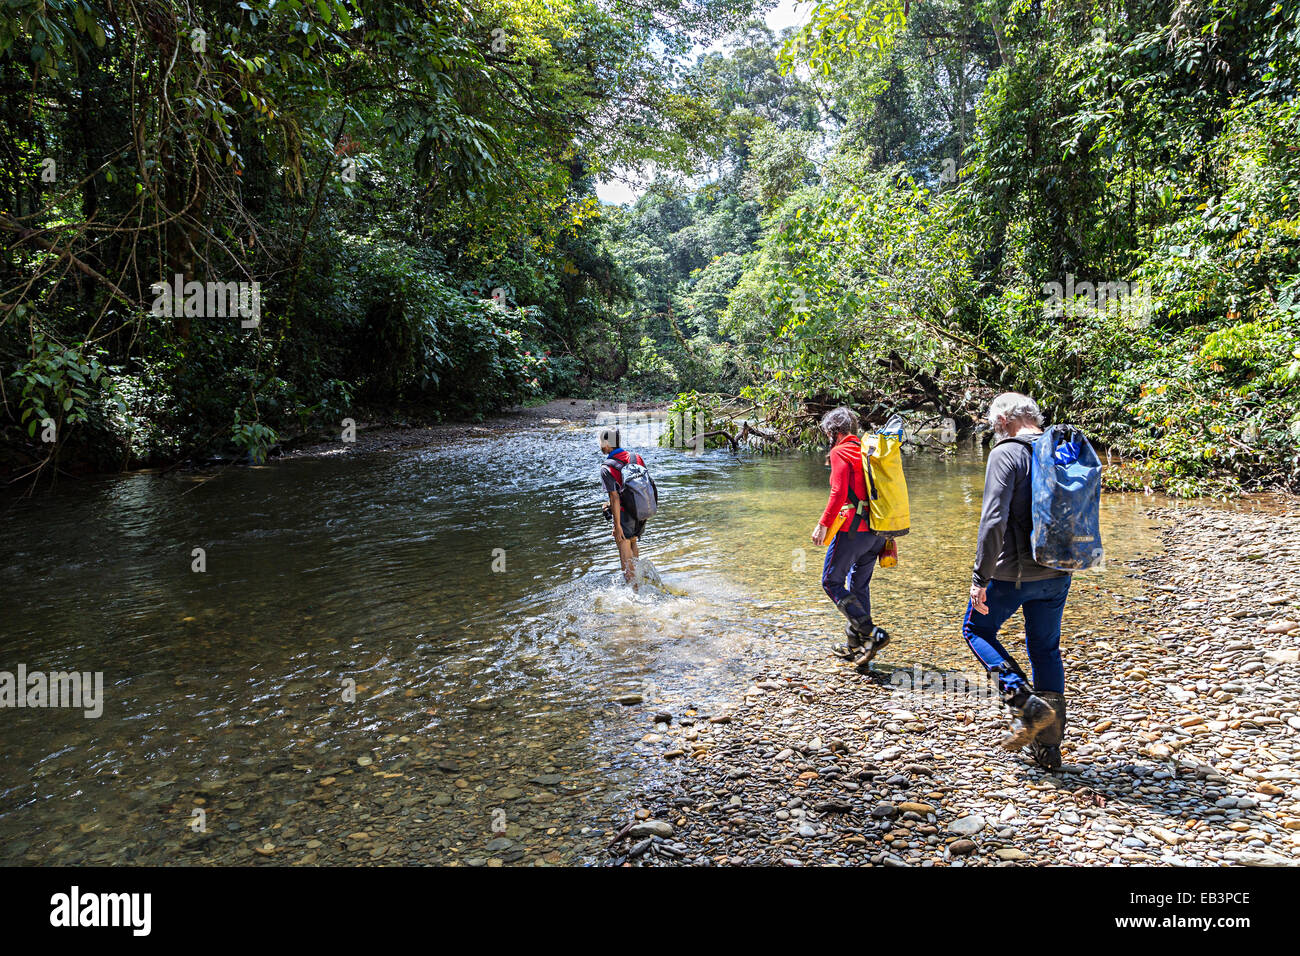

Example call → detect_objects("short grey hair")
987 392 1043 430
598 425 620 449
820 406 859 438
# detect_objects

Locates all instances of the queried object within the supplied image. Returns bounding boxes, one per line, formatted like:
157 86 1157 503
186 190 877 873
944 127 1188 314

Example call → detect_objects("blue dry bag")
1028 425 1104 571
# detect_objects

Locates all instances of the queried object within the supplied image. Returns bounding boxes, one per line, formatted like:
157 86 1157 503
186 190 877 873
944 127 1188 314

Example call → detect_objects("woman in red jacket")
811 407 891 672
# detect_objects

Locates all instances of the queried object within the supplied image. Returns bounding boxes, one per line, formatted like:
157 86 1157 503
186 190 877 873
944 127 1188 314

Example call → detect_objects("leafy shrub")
660 390 731 449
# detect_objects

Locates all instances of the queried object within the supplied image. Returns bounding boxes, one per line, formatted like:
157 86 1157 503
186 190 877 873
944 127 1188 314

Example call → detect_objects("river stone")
949 839 977 856
628 820 673 838
948 815 986 836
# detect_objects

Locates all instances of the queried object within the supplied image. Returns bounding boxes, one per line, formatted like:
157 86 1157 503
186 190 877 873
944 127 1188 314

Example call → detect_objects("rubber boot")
853 626 892 674
1000 686 1056 751
831 595 872 658
1027 690 1066 770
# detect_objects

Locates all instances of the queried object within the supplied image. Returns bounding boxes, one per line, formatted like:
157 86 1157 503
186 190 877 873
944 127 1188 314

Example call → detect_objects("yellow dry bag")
861 427 910 538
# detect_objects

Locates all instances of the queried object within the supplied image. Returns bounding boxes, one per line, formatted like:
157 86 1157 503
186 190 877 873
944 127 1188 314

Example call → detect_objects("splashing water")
629 557 668 593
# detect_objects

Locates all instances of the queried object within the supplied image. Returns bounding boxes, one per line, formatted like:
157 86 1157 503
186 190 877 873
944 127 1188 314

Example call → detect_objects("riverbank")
278 398 665 461
2 398 664 486
607 502 1300 866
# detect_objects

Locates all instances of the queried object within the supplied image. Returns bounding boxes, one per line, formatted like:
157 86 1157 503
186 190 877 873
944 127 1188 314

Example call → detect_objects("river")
0 412 1179 865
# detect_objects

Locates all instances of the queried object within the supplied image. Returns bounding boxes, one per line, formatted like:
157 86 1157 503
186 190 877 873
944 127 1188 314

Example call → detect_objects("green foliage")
12 333 107 438
741 125 818 210
7 0 1299 497
1199 322 1292 374
782 0 909 76
231 410 279 465
700 0 1300 494
0 0 759 478
600 24 826 400
292 235 567 415
625 336 680 397
660 390 730 449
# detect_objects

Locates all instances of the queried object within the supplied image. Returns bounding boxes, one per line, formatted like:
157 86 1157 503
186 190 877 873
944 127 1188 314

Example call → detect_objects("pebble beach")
609 504 1300 867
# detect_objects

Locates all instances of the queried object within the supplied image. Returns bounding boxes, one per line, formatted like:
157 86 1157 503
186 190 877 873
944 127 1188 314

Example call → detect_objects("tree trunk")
989 6 1016 70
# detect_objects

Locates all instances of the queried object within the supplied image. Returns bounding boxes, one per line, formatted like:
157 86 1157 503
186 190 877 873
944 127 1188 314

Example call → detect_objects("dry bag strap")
862 435 879 502
845 461 870 532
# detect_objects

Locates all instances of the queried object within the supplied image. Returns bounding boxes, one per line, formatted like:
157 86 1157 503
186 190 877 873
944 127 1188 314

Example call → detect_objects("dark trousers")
962 576 1071 696
822 529 886 621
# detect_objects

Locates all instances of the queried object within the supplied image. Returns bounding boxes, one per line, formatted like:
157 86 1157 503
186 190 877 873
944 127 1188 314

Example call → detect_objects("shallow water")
0 416 1197 864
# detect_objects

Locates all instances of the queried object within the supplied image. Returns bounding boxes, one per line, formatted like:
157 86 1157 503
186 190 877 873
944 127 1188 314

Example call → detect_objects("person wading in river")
812 407 891 673
599 425 658 583
962 392 1070 768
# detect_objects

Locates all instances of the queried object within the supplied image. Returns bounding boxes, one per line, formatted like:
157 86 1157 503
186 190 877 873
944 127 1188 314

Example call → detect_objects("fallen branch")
701 429 738 452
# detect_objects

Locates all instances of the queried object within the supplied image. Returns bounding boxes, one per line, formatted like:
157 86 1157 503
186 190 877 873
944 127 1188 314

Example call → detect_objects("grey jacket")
971 436 1071 588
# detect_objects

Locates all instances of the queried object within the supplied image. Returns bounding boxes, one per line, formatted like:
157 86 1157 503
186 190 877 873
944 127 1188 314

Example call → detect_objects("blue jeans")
962 576 1071 696
822 529 886 622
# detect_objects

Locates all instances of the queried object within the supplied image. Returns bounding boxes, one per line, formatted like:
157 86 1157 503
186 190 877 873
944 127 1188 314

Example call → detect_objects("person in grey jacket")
963 392 1070 770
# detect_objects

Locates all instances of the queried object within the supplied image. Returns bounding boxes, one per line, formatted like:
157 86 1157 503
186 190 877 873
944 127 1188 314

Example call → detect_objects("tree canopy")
3 0 1298 494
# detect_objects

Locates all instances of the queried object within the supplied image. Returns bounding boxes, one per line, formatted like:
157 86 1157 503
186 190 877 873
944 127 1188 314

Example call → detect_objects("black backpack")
606 453 658 520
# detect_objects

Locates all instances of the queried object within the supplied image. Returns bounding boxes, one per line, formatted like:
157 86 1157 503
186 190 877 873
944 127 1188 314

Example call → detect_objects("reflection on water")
0 417 1184 865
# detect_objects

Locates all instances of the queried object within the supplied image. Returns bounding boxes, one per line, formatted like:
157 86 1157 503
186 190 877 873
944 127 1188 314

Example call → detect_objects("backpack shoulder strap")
997 436 1035 450
607 452 641 489
845 437 868 517
995 437 1036 564
995 436 1037 484
603 454 623 486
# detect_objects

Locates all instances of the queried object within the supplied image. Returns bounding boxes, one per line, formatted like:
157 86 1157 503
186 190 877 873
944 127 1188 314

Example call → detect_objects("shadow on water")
0 415 1222 864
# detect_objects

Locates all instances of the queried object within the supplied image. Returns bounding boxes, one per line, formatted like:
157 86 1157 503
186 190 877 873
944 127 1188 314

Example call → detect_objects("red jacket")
820 434 869 528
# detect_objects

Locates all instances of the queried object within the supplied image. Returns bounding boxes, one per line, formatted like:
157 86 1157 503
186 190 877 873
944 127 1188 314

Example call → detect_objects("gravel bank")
608 503 1300 866
279 398 662 461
